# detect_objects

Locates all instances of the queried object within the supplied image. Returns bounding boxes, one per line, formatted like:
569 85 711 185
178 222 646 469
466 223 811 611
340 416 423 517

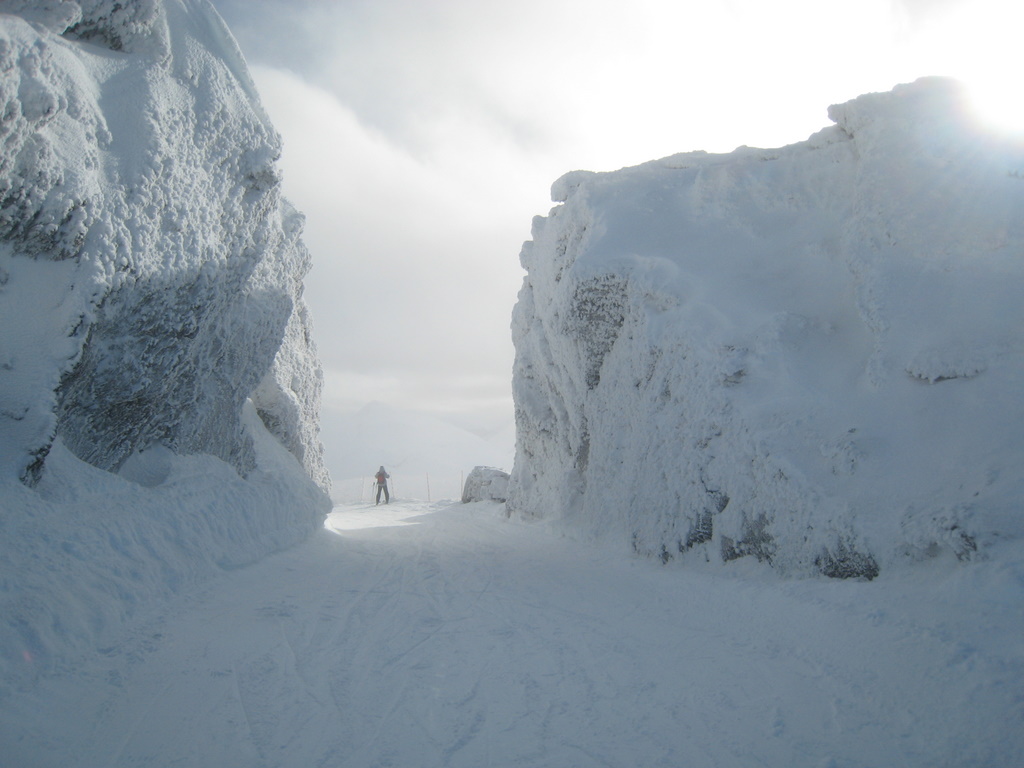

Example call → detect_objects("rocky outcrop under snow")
509 78 1024 578
0 0 328 489
462 466 510 503
0 0 330 690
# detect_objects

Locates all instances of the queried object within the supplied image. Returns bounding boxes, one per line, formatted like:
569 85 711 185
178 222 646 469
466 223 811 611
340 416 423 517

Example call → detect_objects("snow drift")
509 78 1024 577
0 0 330 692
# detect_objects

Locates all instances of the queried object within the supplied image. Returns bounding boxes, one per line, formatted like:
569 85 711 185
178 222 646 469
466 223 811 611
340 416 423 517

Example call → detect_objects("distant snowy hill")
322 402 514 503
0 0 329 692
510 77 1024 577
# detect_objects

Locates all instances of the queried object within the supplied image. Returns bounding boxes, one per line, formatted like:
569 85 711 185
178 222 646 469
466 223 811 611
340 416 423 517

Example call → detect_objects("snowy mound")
509 78 1024 577
462 466 510 503
0 0 330 690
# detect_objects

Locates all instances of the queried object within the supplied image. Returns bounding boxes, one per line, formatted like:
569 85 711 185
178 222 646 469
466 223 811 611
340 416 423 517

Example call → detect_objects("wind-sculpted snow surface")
509 78 1024 577
0 1 330 692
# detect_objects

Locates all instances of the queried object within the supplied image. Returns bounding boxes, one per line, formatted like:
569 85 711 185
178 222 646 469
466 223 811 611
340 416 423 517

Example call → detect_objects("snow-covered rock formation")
462 466 510 504
509 78 1024 578
0 0 330 690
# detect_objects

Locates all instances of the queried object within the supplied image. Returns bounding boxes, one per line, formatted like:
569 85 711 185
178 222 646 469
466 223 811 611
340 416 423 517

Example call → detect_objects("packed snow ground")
4 500 1022 767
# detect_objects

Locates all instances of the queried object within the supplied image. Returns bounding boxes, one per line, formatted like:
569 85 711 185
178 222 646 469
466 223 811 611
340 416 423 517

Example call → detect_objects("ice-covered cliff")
0 0 330 689
509 78 1024 577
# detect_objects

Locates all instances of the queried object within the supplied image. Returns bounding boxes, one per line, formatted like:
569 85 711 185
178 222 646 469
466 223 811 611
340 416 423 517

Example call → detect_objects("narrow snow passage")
4 501 1022 767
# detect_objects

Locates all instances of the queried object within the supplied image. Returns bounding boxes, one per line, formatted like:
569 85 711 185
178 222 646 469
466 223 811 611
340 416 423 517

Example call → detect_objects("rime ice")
509 78 1024 576
0 0 330 687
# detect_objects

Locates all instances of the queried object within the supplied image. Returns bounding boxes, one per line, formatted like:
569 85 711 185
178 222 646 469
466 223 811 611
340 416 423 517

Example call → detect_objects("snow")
509 76 1024 577
0 0 329 697
2 3 1023 765
461 465 510 503
0 0 328 486
3 500 1022 766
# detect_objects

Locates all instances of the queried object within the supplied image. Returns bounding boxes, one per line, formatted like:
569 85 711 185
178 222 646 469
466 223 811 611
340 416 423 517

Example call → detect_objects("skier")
374 466 390 505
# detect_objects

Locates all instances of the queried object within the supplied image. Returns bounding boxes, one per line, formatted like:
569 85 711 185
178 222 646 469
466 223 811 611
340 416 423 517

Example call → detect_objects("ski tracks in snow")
3 500 1023 767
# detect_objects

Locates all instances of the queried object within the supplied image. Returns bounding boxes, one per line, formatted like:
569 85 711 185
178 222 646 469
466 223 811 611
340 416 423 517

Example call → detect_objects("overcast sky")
209 0 1019 436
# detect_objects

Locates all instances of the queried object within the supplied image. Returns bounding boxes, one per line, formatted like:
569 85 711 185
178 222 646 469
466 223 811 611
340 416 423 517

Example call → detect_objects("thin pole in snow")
426 473 431 502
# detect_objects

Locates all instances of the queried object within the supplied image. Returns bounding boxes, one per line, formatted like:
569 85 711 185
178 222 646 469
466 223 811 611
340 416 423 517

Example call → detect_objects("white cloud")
210 0 1021 453
248 66 524 415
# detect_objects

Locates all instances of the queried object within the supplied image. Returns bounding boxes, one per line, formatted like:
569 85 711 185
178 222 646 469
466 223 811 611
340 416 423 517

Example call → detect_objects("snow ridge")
509 78 1024 577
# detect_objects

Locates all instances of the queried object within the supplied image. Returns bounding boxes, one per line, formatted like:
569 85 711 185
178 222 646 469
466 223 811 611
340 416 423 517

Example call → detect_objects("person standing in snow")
374 466 390 505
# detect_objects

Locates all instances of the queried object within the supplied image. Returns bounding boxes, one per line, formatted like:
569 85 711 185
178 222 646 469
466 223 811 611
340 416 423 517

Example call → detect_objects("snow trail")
3 500 1021 767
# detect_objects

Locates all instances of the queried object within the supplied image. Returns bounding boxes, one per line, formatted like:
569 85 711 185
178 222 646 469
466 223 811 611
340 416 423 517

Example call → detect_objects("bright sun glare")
964 76 1024 137
922 1 1024 137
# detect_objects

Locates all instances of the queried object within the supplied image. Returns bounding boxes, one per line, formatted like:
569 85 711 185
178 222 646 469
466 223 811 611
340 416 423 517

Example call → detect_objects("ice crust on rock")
0 0 327 487
0 0 330 688
508 78 1024 577
462 465 511 504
